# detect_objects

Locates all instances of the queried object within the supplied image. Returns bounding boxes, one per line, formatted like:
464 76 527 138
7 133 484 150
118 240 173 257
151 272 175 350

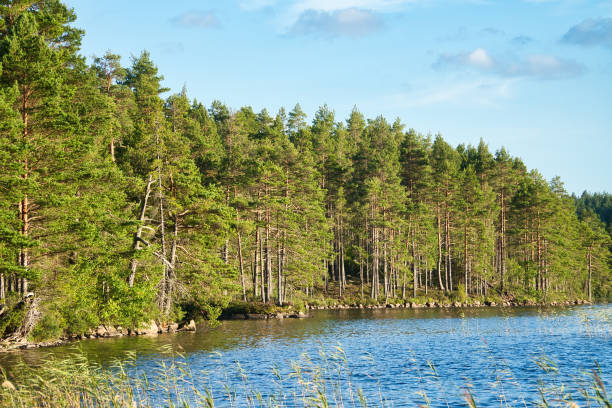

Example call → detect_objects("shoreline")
0 298 597 353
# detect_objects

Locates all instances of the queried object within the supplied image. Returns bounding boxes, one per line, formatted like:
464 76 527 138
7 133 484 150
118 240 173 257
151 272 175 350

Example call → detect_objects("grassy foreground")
0 344 610 408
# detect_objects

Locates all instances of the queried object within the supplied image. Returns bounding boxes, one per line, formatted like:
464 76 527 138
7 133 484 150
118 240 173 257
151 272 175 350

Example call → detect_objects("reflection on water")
1 305 610 406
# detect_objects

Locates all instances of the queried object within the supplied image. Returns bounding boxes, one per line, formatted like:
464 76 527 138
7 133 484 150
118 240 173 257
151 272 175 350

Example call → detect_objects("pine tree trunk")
588 249 592 302
277 223 282 306
436 202 445 291
464 209 469 298
265 205 271 304
500 188 506 292
238 230 246 301
129 174 154 287
110 136 115 162
19 92 30 295
253 226 259 298
360 257 364 299
445 206 452 292
412 227 417 298
164 213 179 316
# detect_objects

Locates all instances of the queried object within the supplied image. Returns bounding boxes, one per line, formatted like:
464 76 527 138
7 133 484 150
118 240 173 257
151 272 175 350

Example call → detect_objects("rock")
275 313 284 319
179 319 196 332
137 320 159 336
167 323 179 333
246 313 267 320
105 326 120 337
298 311 307 318
95 325 107 337
453 302 461 308
358 304 364 309
473 300 481 307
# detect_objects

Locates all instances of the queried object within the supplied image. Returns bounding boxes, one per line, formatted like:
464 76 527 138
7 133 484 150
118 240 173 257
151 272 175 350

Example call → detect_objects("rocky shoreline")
0 319 197 352
305 298 592 310
0 299 594 352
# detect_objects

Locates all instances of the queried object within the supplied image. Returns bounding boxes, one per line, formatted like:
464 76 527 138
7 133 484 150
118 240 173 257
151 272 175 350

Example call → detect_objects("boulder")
179 319 197 332
107 326 121 337
137 320 159 336
246 313 267 320
95 325 105 337
167 323 179 333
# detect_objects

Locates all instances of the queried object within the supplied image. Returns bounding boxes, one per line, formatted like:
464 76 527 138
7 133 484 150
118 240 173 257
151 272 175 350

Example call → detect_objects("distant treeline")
575 192 612 231
0 1 610 340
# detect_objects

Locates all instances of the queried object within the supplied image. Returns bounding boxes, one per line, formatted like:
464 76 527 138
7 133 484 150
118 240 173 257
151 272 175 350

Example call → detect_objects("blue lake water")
1 305 610 407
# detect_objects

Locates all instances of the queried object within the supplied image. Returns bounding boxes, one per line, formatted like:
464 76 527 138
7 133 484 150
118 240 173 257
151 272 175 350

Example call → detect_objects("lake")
1 305 610 407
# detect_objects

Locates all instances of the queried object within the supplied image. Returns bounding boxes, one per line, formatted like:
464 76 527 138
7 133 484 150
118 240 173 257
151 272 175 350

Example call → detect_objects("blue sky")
64 0 612 195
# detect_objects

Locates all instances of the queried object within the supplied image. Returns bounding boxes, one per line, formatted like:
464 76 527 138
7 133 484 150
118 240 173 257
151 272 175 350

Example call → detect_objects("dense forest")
0 1 610 341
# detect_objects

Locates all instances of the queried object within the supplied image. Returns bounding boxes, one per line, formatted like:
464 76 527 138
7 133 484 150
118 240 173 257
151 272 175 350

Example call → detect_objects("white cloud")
291 0 413 13
467 48 494 68
240 0 417 30
239 0 278 11
434 48 584 80
288 8 383 37
562 17 612 48
385 78 516 108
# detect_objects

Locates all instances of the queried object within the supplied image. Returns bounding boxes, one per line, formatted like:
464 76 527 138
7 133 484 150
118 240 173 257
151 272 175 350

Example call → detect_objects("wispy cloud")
562 17 612 48
385 78 516 108
241 0 413 31
290 0 412 12
481 27 505 36
512 35 534 46
287 8 383 38
434 48 584 80
171 10 221 29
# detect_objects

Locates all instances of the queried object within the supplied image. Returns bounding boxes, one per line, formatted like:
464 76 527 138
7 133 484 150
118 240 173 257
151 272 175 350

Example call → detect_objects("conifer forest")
0 1 610 342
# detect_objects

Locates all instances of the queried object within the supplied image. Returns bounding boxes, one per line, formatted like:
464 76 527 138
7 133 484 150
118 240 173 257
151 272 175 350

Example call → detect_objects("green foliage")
29 310 64 342
0 296 25 338
202 304 222 328
0 0 608 343
454 284 467 303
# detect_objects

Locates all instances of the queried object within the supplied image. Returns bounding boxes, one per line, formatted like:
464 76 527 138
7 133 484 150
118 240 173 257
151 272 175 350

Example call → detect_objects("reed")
0 342 610 408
